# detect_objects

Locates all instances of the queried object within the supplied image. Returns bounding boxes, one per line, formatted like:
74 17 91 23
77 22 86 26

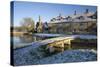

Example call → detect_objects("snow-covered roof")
50 12 96 23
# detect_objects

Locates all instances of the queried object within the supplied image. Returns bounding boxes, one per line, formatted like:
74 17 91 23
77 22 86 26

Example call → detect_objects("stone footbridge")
32 35 97 52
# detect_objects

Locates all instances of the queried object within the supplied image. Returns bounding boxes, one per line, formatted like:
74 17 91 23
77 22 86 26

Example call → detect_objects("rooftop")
50 11 97 23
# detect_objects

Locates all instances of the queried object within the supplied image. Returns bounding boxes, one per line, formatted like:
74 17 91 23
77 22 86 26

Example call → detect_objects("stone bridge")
32 35 97 52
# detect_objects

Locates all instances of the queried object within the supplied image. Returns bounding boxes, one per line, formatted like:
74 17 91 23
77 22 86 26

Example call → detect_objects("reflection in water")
13 34 54 49
13 34 52 46
19 35 36 43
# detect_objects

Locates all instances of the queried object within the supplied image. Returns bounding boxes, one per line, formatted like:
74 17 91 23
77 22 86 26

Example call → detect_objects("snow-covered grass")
13 44 97 66
35 49 97 64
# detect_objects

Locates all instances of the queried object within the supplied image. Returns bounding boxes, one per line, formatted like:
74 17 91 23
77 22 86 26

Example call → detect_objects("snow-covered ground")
13 44 97 66
35 49 97 64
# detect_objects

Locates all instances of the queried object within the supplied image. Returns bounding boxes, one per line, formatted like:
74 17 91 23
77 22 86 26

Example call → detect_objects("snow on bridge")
31 34 97 52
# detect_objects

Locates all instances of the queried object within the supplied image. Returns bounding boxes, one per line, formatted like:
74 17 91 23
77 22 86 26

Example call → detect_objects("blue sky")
12 1 97 26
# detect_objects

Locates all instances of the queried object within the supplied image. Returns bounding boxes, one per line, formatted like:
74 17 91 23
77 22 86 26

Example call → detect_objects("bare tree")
20 18 35 33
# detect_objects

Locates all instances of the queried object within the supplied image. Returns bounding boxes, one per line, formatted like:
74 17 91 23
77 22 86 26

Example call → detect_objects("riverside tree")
20 18 35 33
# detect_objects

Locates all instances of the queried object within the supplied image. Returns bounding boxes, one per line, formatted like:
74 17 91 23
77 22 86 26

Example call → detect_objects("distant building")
46 9 97 34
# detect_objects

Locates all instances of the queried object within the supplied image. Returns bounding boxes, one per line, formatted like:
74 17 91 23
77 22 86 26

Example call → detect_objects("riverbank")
13 44 97 66
12 33 97 66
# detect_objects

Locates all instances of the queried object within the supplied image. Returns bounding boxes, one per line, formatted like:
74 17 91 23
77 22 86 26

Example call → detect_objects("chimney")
74 10 76 15
59 13 62 17
85 9 89 14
